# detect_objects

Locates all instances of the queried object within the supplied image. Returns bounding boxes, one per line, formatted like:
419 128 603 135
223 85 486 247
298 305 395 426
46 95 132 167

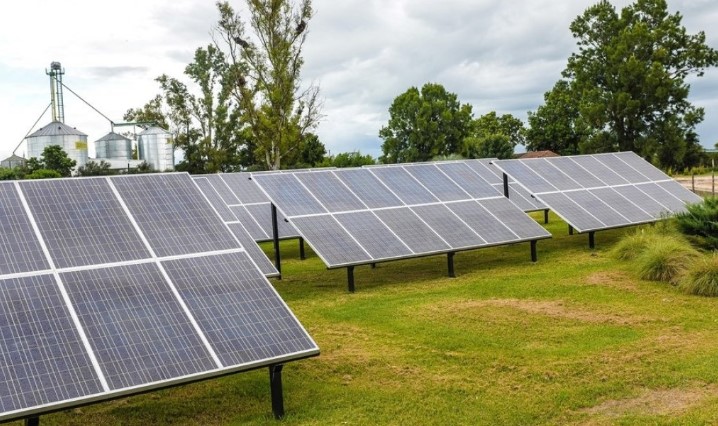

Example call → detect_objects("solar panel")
0 173 318 423
252 165 551 272
459 159 548 212
192 177 279 277
493 152 703 235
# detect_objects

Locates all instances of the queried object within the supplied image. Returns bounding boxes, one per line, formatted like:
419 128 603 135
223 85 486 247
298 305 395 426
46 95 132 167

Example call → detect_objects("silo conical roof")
138 126 170 136
27 121 87 138
95 131 131 142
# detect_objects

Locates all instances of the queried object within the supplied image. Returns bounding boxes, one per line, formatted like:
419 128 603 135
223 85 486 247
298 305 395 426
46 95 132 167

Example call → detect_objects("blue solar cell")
21 178 150 268
290 215 372 266
564 190 627 227
537 192 605 232
334 211 413 259
230 205 270 241
0 274 103 413
589 188 654 223
612 152 669 181
194 177 237 222
569 156 629 186
203 174 242 205
220 173 268 204
250 174 327 217
295 171 365 212
447 201 519 244
112 174 239 257
162 252 317 366
657 180 702 205
0 182 50 275
61 263 218 390
373 208 450 253
368 167 439 205
613 185 672 217
411 204 487 249
492 160 557 194
435 162 502 199
403 164 469 202
548 157 606 188
635 183 688 213
522 159 583 191
594 153 651 182
226 223 278 277
334 169 403 208
463 159 503 184
479 198 551 240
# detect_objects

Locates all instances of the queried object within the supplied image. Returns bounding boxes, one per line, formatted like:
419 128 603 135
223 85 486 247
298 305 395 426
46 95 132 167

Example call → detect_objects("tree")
322 151 376 168
563 0 718 168
123 95 169 130
379 83 473 163
214 0 321 170
25 145 76 177
26 169 62 179
0 167 16 180
463 134 514 159
470 111 525 148
287 132 326 168
76 160 116 177
526 80 585 155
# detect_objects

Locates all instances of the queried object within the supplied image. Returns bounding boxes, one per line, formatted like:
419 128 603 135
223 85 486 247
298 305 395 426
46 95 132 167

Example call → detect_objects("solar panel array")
492 152 703 233
193 177 279 277
197 173 299 242
461 159 546 212
0 173 318 422
251 163 551 269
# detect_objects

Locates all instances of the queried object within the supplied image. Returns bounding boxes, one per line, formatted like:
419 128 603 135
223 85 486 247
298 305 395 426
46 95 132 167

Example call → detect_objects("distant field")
22 212 718 425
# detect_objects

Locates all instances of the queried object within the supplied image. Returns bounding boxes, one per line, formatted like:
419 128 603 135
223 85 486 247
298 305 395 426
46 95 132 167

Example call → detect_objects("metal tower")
46 62 65 123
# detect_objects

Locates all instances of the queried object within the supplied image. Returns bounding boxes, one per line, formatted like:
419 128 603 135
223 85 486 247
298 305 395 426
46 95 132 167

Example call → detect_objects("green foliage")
634 235 699 284
526 80 584 155
463 134 514 159
379 83 473 163
126 161 156 174
216 0 321 170
22 145 76 177
679 253 718 297
123 95 169 130
675 197 718 249
470 111 525 148
76 160 116 177
611 223 683 261
0 167 17 180
432 153 465 161
322 151 375 168
25 169 62 179
283 132 327 168
555 0 718 169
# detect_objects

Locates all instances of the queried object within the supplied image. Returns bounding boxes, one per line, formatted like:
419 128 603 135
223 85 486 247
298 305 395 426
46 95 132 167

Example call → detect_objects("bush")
679 254 718 297
610 224 682 261
675 198 718 250
634 236 700 285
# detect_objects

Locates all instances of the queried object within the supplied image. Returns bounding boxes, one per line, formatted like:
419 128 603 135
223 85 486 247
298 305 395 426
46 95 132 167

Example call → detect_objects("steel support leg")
544 209 549 224
347 266 355 293
271 204 282 279
269 364 284 420
25 417 39 426
448 252 455 278
568 225 574 236
531 240 537 262
299 237 306 260
589 231 595 249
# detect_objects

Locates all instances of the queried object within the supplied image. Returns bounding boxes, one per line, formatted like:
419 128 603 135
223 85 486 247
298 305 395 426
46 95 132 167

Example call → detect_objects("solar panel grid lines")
0 173 318 422
0 182 50 275
252 163 551 270
492 152 702 234
193 177 237 223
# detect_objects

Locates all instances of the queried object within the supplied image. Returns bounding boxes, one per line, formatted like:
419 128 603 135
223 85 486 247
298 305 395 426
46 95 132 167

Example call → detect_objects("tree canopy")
23 145 76 178
525 80 584 155
379 83 473 163
552 0 718 169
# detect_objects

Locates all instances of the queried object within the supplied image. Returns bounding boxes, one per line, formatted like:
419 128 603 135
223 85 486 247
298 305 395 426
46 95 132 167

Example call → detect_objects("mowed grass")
25 212 718 425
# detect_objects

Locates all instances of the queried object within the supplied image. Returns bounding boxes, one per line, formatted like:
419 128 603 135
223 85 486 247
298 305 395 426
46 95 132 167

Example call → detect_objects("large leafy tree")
526 80 585 155
470 111 525 148
379 83 473 163
562 0 718 168
214 0 322 170
463 134 514 160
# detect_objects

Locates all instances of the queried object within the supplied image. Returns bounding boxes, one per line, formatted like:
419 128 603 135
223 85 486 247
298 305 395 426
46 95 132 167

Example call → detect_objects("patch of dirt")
430 298 648 326
581 384 718 418
584 270 638 291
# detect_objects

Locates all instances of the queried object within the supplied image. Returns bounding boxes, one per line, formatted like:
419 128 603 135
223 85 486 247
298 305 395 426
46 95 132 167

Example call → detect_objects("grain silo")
95 132 132 160
138 126 174 171
26 121 89 168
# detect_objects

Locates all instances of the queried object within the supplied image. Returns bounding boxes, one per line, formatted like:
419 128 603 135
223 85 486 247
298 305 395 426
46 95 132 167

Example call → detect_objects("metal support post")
530 240 537 262
271 204 282 278
25 417 39 426
543 209 549 224
269 364 285 420
347 266 355 293
589 231 595 249
447 252 455 278
299 237 306 260
371 263 376 269
568 225 574 235
502 173 509 198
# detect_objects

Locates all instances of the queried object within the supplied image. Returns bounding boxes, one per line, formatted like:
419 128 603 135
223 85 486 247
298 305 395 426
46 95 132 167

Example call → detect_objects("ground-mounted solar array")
193 177 279 277
0 173 318 423
492 152 703 242
461 159 547 212
252 163 552 289
198 173 300 242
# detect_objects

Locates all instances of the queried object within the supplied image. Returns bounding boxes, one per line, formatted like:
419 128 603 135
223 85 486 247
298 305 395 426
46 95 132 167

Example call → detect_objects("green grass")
680 253 718 297
20 213 718 425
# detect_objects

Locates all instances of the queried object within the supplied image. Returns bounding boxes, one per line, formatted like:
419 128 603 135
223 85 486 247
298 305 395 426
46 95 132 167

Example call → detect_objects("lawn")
24 212 718 425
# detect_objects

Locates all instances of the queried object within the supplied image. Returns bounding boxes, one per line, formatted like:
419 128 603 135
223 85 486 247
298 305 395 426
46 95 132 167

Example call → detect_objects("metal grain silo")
95 132 132 160
138 126 174 171
26 121 88 168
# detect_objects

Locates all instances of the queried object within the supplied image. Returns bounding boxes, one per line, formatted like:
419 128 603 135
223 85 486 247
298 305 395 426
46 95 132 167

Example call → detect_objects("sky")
1 0 717 163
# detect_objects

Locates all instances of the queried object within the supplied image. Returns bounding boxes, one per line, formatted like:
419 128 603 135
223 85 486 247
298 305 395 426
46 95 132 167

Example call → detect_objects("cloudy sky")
1 0 717 162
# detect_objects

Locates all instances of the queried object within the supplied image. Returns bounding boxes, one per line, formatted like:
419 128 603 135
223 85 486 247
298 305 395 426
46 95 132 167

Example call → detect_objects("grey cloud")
84 66 149 78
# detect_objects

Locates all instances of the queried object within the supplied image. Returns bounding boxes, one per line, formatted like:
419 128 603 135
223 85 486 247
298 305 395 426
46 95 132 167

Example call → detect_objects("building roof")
517 150 560 159
138 126 170 136
95 131 132 142
1 154 25 163
26 121 87 138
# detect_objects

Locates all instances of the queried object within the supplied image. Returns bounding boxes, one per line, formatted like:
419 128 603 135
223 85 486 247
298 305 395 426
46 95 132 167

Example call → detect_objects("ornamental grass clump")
634 236 700 285
679 253 718 297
